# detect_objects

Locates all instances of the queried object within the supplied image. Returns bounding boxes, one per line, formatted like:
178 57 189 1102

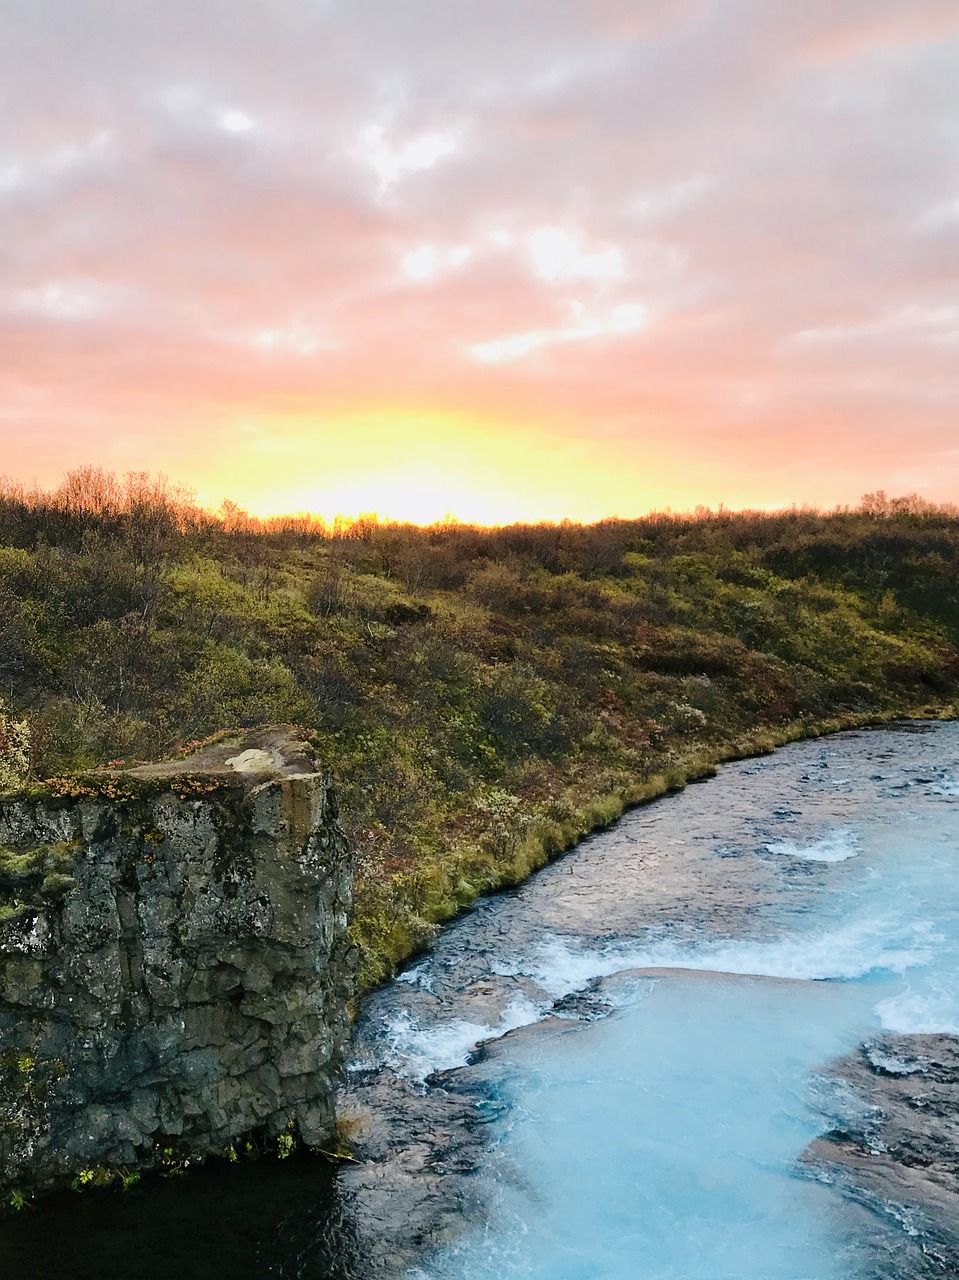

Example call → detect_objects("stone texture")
0 726 356 1197
805 1032 959 1273
336 1067 492 1277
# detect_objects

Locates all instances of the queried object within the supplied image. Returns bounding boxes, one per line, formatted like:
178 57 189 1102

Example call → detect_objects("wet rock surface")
335 1069 492 1278
0 726 356 1199
806 1033 959 1275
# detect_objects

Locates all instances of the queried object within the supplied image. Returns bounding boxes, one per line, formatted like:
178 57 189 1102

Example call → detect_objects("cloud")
249 323 336 356
358 122 462 195
402 243 473 281
0 0 958 515
0 128 113 197
916 197 959 231
472 301 647 362
217 109 254 134
10 279 127 321
628 175 711 220
526 227 624 283
790 305 959 348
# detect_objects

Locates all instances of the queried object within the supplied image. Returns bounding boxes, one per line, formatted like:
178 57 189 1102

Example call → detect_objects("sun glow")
198 408 679 526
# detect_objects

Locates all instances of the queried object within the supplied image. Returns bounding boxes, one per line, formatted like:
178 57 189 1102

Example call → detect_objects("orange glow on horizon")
189 407 735 527
9 393 950 527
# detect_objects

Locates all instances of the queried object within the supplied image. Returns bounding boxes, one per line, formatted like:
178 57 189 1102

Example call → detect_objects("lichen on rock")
0 726 356 1203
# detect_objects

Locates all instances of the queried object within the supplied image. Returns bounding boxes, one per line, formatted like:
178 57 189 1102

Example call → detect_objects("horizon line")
1 468 954 532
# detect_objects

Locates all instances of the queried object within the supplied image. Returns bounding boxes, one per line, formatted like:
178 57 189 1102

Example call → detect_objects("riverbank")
350 701 958 993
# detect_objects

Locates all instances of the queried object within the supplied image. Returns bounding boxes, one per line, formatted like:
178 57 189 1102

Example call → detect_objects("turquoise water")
427 980 869 1280
353 723 959 1279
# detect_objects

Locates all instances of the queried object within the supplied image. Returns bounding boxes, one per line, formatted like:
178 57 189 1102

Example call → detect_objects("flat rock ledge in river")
805 1033 959 1275
0 726 356 1201
335 1067 494 1278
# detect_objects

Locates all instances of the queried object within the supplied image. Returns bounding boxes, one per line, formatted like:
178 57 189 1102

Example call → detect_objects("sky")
1 0 958 523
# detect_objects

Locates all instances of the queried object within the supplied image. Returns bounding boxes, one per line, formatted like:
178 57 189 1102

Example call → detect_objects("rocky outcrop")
805 1033 959 1273
0 727 356 1200
336 1067 493 1277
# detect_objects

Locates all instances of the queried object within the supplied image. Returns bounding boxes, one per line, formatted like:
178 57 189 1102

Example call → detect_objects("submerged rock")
805 1032 959 1273
0 726 356 1200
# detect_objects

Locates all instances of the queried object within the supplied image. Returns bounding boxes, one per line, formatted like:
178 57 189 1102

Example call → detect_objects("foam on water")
372 993 545 1079
370 912 942 1079
875 985 959 1036
765 828 860 862
395 962 435 991
521 915 935 996
928 777 959 797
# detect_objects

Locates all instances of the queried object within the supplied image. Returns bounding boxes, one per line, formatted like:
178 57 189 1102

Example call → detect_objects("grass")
1 474 958 987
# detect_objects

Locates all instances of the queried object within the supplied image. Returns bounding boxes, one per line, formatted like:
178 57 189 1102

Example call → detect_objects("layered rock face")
0 727 356 1198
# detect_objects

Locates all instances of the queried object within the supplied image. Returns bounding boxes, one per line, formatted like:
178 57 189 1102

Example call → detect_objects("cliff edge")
0 726 355 1200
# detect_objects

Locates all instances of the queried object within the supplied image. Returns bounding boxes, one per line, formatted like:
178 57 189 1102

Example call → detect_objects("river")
348 720 959 1279
4 722 958 1278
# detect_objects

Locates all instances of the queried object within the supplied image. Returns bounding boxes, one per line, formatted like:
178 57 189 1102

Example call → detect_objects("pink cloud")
1 0 958 518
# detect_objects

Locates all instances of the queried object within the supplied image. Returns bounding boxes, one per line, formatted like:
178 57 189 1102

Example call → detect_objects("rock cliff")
0 727 356 1200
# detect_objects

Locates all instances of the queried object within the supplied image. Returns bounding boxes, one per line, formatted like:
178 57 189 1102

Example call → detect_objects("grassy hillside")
2 471 958 988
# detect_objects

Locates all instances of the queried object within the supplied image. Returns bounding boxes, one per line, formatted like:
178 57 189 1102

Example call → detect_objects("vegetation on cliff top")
1 470 958 986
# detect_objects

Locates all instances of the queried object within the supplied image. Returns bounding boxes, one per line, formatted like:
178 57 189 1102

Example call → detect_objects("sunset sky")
2 0 958 523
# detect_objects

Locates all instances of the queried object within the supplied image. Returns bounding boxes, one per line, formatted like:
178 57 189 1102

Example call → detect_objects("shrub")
0 700 30 792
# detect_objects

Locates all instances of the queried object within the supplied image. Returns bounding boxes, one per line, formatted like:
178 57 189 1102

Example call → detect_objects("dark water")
3 723 958 1278
0 1152 355 1280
